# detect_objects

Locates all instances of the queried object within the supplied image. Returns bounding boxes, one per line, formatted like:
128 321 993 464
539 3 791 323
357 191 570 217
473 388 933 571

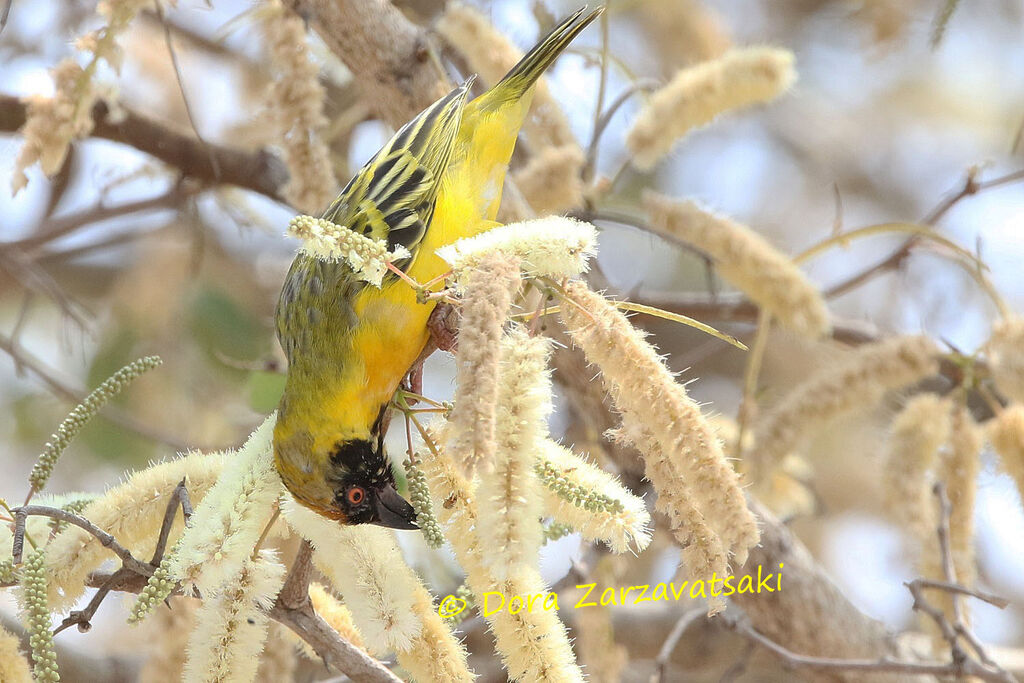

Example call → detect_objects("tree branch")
284 0 448 128
0 94 288 202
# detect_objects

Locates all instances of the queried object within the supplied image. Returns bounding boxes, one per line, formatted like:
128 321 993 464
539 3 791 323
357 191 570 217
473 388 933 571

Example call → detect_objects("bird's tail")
476 6 603 110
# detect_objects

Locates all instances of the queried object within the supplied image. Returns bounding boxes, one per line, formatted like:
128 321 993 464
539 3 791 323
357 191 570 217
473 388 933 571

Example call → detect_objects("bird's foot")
427 301 460 353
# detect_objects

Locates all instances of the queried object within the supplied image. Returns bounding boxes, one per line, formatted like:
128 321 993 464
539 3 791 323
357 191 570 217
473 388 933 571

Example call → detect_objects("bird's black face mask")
329 438 418 530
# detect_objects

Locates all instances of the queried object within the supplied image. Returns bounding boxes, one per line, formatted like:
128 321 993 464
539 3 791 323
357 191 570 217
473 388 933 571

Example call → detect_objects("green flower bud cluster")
403 458 444 549
48 498 95 535
20 549 59 681
29 356 162 493
1 558 17 584
534 459 624 514
542 521 574 543
128 541 179 624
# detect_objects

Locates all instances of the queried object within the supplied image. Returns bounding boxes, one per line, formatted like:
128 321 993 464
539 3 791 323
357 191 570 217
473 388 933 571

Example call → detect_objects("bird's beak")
372 483 419 530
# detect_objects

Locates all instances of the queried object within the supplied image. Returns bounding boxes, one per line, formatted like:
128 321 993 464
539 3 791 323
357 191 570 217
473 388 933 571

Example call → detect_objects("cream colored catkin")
536 440 651 554
283 500 472 682
45 449 227 610
447 254 522 475
262 0 336 213
940 404 982 590
167 414 283 597
752 335 940 478
436 2 577 150
0 623 32 683
559 281 757 587
614 422 730 614
882 394 951 535
477 327 550 579
626 46 796 170
182 551 286 683
989 404 1024 501
644 191 829 338
12 0 149 192
437 217 596 281
987 317 1024 403
420 423 584 682
512 145 586 214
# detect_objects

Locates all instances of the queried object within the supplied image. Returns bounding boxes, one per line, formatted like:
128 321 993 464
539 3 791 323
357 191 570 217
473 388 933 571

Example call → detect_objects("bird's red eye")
346 487 365 505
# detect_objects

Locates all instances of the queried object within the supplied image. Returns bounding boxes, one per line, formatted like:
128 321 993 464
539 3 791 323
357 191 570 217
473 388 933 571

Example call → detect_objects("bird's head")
273 416 418 530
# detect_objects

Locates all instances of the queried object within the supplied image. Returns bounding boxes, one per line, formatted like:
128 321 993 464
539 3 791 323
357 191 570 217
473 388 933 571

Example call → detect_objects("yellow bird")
274 7 602 527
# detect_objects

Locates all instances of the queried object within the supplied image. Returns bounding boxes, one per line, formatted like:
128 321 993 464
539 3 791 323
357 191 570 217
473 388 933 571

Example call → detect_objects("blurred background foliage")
2 0 1024 676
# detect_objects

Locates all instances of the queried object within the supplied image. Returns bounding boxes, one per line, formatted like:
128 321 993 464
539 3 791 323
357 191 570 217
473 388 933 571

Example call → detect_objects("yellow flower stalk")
477 328 550 578
987 317 1024 403
437 217 596 281
559 280 758 573
989 404 1024 500
436 2 577 150
512 145 586 214
940 405 981 589
168 414 284 596
536 440 651 554
282 499 471 681
447 254 522 475
644 191 829 338
626 46 796 170
45 449 226 610
262 0 336 213
421 422 584 682
0 623 32 683
287 215 410 287
753 335 940 477
182 551 287 683
883 394 951 534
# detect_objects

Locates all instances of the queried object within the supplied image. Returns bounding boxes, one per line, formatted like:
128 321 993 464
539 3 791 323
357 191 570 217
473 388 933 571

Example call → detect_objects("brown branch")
650 608 705 683
11 505 152 576
2 183 193 253
284 0 448 128
0 94 288 202
729 618 1015 682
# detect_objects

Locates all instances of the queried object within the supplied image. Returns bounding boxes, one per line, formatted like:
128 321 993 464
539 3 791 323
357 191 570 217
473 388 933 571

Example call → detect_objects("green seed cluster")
1 558 17 584
542 521 575 543
48 498 95 535
403 458 444 549
128 542 179 624
445 583 475 626
534 459 625 514
20 549 59 681
29 356 162 493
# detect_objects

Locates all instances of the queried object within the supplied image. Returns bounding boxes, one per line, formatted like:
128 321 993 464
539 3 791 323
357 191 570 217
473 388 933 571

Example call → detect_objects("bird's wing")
322 77 474 256
276 80 472 368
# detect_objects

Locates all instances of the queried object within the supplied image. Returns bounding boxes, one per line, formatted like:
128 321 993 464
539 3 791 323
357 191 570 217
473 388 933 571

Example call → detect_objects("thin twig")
154 1 221 182
650 608 705 683
730 618 1014 682
151 478 193 564
11 505 153 576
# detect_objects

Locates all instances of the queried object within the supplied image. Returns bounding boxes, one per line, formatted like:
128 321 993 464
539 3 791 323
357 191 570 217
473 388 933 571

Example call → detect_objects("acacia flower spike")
29 355 162 496
288 215 411 286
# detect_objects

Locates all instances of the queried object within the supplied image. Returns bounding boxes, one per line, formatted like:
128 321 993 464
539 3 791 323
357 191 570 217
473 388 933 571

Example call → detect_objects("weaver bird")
274 7 602 528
